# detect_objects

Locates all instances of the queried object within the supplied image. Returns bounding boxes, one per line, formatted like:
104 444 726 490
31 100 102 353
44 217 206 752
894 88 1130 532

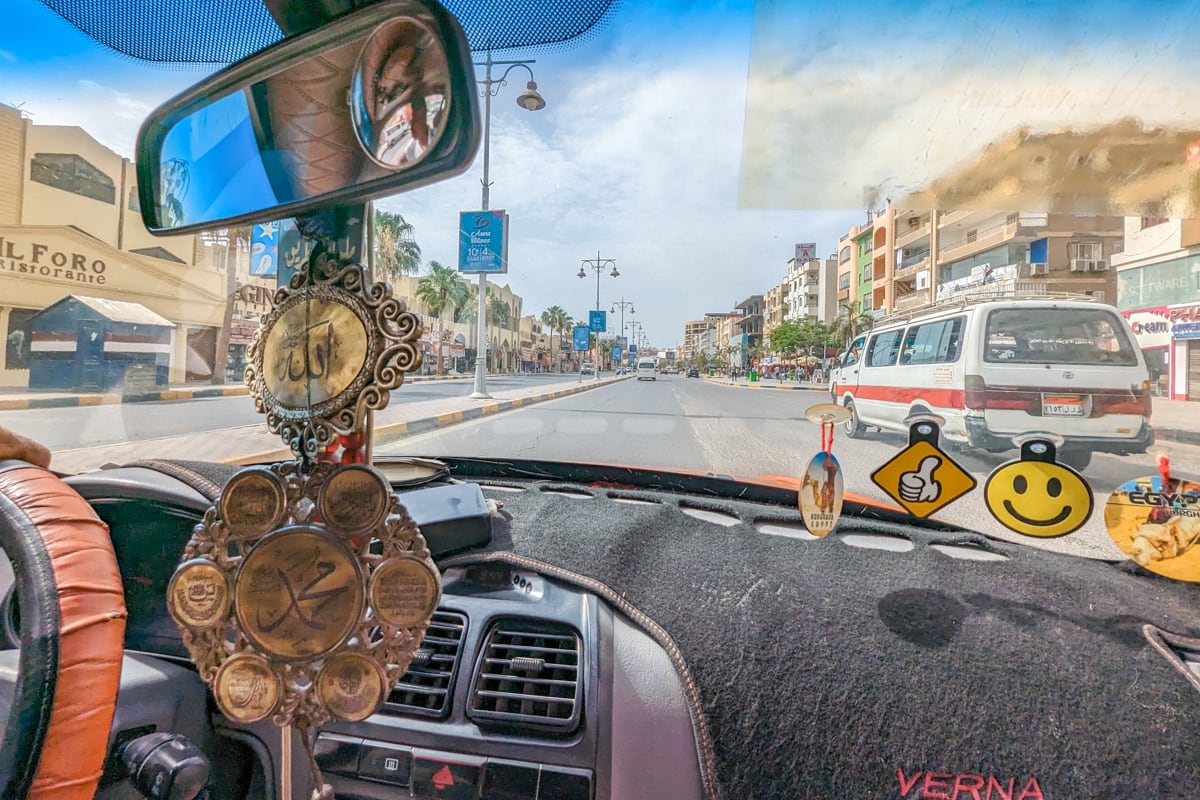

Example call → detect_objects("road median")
701 375 825 392
49 374 628 473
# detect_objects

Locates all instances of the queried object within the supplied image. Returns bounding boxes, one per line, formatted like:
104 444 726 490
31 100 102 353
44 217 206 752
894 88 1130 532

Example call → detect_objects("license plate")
1042 395 1085 416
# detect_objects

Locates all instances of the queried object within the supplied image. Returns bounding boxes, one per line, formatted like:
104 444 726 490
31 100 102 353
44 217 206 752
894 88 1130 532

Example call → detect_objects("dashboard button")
412 751 484 800
537 766 592 800
313 733 361 777
482 759 540 800
359 741 412 786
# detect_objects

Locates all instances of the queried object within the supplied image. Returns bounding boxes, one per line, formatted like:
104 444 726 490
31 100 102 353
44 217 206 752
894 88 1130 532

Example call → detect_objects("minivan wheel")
1059 449 1092 472
844 399 865 438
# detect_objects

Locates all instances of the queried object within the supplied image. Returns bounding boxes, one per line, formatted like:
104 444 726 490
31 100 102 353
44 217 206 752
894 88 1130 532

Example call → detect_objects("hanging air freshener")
1104 450 1200 582
800 404 848 537
983 434 1093 538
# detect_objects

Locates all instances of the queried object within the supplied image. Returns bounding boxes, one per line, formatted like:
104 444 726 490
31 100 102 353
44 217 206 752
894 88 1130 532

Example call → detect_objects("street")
379 375 1200 560
0 375 566 451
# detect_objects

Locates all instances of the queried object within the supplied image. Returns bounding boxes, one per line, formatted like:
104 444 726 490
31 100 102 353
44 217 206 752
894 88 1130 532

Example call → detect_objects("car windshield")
4 0 1200 570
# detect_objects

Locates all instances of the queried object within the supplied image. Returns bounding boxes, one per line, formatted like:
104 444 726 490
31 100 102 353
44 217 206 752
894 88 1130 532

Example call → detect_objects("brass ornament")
245 260 423 460
219 467 288 539
318 463 391 535
166 461 441 736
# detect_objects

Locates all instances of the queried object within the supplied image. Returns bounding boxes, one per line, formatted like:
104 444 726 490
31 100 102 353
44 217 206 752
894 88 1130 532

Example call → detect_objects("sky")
3 0 1193 347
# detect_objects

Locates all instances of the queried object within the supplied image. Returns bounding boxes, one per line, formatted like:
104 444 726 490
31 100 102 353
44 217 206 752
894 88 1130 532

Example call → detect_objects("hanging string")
1158 452 1173 492
821 419 835 455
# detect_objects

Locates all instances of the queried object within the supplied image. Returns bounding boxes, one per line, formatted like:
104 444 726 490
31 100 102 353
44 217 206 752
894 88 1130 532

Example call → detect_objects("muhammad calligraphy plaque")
214 654 281 724
219 467 287 539
370 556 441 628
234 526 365 661
317 652 388 722
318 463 390 534
167 559 230 629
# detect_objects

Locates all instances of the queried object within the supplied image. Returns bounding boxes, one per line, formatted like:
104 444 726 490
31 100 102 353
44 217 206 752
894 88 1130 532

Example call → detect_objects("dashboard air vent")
469 620 582 732
385 610 467 718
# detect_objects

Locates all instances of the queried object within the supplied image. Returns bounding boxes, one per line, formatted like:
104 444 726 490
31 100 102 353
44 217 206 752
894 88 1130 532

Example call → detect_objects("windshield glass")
5 0 1200 569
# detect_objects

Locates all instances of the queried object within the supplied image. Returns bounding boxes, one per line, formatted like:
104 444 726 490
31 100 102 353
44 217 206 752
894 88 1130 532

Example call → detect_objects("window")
867 329 903 367
842 335 866 367
838 273 851 290
1141 216 1169 230
6 309 37 371
839 246 851 263
1068 241 1102 261
984 308 1137 365
899 316 965 365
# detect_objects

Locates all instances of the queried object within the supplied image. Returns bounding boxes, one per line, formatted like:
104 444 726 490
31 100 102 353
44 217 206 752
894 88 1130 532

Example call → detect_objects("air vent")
384 610 467 718
469 620 582 732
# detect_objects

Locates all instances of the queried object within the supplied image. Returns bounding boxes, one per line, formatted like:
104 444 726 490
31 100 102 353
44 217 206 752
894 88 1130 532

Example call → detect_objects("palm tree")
373 209 422 280
833 302 875 348
541 305 569 371
414 261 468 374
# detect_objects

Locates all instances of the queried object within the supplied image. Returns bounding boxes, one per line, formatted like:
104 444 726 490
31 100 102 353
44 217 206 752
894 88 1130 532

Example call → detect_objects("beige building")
681 318 716 360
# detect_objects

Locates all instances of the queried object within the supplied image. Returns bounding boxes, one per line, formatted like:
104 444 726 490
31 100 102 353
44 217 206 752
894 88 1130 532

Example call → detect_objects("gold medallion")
219 467 287 539
261 295 369 410
167 559 230 629
213 654 281 724
234 526 365 661
369 556 442 628
316 652 388 722
318 464 391 535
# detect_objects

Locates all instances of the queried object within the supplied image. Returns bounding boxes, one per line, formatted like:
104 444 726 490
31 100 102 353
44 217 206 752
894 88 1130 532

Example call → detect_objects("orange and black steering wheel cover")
0 461 126 800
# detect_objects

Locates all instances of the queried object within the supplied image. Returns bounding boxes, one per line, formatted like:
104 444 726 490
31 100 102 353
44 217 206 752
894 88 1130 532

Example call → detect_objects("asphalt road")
0 375 564 451
379 375 1200 560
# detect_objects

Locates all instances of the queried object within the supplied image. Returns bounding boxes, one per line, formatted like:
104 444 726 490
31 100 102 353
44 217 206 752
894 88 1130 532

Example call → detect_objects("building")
682 318 716 361
1111 217 1200 399
763 283 788 343
853 226 875 314
783 255 838 324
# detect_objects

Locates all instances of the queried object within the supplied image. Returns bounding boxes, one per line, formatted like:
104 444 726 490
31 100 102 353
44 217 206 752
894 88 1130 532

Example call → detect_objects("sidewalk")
50 374 628 473
0 373 482 411
701 375 826 392
1152 397 1200 446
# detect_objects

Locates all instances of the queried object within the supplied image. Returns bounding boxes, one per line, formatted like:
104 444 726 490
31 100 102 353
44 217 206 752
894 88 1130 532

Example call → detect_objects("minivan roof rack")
876 290 1099 327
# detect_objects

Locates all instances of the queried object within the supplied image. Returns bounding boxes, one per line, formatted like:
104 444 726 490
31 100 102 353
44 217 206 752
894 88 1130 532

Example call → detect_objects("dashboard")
10 467 707 800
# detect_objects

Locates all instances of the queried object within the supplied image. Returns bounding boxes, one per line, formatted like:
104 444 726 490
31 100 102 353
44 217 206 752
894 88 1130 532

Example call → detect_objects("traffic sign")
589 310 606 333
871 429 975 518
572 326 590 351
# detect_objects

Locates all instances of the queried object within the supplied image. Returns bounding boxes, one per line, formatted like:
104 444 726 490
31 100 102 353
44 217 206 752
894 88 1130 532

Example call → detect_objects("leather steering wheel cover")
0 463 126 800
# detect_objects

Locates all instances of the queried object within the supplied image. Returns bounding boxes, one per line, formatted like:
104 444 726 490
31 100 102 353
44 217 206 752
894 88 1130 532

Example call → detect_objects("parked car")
686 367 699 378
580 363 596 376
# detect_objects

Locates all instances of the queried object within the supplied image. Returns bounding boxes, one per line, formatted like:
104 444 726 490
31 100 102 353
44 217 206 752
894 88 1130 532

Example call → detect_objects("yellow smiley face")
984 460 1094 537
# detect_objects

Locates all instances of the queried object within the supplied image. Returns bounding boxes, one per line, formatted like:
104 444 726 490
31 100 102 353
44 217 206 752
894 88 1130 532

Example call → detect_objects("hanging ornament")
1104 449 1200 582
800 404 848 537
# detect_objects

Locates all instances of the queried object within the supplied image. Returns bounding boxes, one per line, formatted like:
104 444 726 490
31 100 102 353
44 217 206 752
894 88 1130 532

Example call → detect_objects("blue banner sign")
617 336 627 348
629 344 638 355
250 222 279 276
589 310 606 333
612 346 622 361
573 326 590 351
458 210 509 273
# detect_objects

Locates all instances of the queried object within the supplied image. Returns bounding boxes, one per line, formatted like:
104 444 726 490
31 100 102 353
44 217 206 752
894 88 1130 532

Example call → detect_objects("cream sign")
1123 307 1173 349
0 236 108 285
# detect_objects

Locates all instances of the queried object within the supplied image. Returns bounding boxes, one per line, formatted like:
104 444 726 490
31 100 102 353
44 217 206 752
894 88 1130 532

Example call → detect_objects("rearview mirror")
136 0 479 235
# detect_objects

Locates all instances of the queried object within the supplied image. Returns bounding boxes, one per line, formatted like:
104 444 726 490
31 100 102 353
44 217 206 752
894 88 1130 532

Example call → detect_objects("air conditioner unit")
908 217 921 228
1071 259 1105 272
1090 260 1109 271
1029 263 1050 276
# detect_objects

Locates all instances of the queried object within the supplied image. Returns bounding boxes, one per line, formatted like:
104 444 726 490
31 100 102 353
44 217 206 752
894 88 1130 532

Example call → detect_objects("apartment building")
682 318 716 360
782 255 838 324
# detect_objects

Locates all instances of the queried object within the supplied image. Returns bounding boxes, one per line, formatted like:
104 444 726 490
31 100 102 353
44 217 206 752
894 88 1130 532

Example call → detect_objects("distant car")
636 359 657 380
580 363 595 375
686 367 699 378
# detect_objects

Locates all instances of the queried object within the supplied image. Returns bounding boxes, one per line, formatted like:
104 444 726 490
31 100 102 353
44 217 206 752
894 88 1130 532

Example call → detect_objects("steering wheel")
0 460 126 800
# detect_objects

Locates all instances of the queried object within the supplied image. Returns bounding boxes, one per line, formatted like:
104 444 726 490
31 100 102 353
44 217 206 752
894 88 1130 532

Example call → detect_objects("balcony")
893 292 930 310
837 288 851 301
895 219 931 248
894 253 930 277
937 209 976 227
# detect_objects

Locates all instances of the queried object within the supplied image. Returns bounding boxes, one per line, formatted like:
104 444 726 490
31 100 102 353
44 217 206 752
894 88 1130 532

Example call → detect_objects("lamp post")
578 251 618 380
470 52 546 400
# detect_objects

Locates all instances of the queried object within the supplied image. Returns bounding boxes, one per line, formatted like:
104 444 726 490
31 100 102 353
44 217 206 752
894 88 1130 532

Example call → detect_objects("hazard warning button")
411 751 484 800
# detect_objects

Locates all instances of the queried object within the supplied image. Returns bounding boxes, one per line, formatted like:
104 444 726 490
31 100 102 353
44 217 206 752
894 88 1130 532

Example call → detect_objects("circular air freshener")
1104 475 1200 582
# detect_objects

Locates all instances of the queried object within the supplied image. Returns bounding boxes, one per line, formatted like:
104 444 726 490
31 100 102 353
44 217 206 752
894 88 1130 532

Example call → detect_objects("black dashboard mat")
462 485 1200 800
126 462 1200 799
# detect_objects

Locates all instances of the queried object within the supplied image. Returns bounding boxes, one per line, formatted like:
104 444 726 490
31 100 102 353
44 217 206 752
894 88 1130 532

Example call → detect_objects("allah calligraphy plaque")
318 463 390 535
316 652 388 722
214 653 282 724
167 559 230 629
219 467 287 539
234 526 365 661
246 263 423 460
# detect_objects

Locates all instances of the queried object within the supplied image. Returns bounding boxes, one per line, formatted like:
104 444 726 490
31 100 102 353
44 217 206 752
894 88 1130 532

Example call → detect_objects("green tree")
414 261 468 374
461 285 510 327
540 305 570 371
373 209 422 280
832 303 875 348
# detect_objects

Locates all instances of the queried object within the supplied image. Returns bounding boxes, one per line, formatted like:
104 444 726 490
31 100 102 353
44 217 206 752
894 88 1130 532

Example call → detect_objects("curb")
0 373 513 411
1154 427 1200 447
225 376 629 465
700 376 825 392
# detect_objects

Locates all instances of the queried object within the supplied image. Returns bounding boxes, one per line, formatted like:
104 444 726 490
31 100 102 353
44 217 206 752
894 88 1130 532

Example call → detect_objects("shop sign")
1123 304 1200 346
0 236 108 285
230 317 259 346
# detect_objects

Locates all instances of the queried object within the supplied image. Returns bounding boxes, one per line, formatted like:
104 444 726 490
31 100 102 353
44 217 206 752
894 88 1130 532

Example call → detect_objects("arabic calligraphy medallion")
220 467 288 539
167 559 230 629
318 463 390 535
262 296 367 409
213 653 281 724
316 652 388 722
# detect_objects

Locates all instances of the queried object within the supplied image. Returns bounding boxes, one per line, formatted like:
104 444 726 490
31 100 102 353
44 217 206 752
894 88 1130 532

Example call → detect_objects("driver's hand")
0 425 51 468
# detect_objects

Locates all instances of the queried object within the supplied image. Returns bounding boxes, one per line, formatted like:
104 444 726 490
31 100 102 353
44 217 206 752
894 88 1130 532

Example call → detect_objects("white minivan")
636 359 657 380
828 298 1152 470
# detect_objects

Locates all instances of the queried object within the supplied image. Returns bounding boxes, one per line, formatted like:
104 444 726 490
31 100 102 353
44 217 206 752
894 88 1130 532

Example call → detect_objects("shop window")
30 153 115 204
6 309 37 371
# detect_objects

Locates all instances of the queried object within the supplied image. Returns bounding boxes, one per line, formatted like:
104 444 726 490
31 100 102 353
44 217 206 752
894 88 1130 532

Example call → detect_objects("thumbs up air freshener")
800 403 848 537
870 415 976 518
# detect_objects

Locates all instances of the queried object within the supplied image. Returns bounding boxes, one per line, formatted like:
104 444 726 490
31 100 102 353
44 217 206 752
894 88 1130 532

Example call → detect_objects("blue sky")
4 0 1192 346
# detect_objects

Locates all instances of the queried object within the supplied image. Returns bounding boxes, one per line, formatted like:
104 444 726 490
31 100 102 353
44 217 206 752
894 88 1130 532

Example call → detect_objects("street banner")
573 326 590 351
458 210 509 273
617 336 628 348
589 310 606 332
250 222 279 276
667 350 676 361
629 344 638 355
612 346 622 361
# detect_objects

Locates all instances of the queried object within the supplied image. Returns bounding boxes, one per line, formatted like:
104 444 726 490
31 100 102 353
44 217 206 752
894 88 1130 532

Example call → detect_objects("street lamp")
578 251 618 379
470 52 547 400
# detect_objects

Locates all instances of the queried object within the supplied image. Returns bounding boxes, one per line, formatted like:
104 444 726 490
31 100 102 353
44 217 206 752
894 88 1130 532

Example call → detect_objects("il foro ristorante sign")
0 236 107 285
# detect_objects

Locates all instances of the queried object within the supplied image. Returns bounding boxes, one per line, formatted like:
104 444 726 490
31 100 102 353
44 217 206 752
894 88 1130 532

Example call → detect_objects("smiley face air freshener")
800 404 848 537
983 435 1093 538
